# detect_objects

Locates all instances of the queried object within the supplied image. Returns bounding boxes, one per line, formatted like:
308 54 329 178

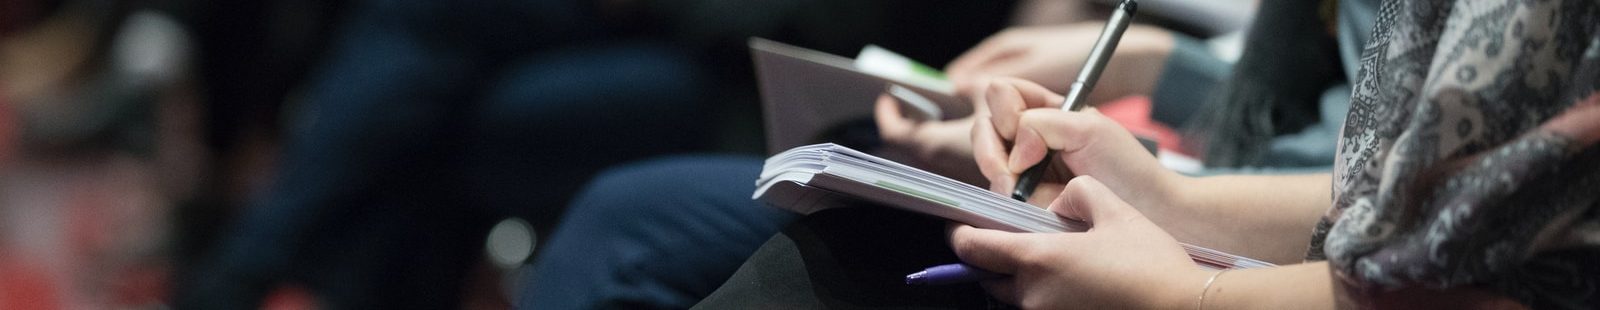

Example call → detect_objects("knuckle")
1088 113 1118 129
1012 245 1051 271
985 80 1010 100
950 232 982 257
996 29 1020 40
1064 176 1097 190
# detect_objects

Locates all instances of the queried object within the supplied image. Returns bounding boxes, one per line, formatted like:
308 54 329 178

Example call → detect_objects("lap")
696 206 996 309
520 155 797 309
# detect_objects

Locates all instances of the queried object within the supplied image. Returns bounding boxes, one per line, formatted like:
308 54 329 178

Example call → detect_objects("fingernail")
1006 132 1034 171
986 79 1006 96
1007 150 1025 172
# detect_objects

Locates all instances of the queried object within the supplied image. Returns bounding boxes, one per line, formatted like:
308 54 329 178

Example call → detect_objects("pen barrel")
1010 150 1056 201
1061 0 1135 111
908 263 1006 285
1061 82 1090 111
1019 1 1134 202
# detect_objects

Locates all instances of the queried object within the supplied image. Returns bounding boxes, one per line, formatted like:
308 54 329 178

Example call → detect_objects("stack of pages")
754 143 1274 270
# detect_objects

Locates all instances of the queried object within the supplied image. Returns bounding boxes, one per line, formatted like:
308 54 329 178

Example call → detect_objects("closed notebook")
750 38 970 155
754 143 1274 270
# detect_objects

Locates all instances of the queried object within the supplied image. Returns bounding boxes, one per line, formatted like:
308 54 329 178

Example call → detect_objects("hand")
874 93 985 185
971 77 1180 209
949 176 1208 309
945 24 1171 103
947 25 1098 94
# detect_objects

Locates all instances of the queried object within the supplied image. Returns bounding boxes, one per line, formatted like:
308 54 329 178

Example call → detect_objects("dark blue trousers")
520 156 796 309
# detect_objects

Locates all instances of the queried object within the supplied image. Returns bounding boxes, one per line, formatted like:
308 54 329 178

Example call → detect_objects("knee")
566 155 760 219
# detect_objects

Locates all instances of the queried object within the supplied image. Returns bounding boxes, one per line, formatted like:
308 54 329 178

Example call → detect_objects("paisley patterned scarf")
1310 0 1600 308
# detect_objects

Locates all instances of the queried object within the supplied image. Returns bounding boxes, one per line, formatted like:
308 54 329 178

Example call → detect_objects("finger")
946 31 1023 79
1007 77 1066 110
985 78 1066 142
950 47 1025 79
874 93 914 143
951 51 1027 95
972 117 1016 193
1048 176 1141 224
984 78 1027 141
1005 109 1117 173
967 75 995 116
1545 91 1600 146
980 279 1019 306
970 59 1036 84
948 224 1029 275
1006 124 1051 177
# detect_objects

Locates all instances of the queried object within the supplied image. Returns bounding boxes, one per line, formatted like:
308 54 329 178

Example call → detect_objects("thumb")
874 93 915 143
1047 176 1140 225
1005 109 1105 173
948 224 1039 275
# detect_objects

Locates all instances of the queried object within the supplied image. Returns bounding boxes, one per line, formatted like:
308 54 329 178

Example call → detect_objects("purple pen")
905 263 1005 285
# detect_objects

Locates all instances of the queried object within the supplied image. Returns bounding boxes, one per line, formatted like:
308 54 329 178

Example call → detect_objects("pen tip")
905 271 927 285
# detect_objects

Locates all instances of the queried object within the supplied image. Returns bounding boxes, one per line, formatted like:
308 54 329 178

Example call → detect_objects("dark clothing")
182 0 1018 307
520 156 796 309
694 207 997 310
177 0 712 306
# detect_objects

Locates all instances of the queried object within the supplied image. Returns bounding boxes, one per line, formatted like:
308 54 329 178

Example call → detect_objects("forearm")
1195 262 1335 310
1010 0 1093 26
1151 173 1331 264
1088 25 1175 104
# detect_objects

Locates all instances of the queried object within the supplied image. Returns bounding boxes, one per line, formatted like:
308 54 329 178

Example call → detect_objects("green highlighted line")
875 181 960 207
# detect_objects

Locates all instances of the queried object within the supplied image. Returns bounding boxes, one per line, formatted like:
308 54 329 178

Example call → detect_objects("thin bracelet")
1196 269 1228 310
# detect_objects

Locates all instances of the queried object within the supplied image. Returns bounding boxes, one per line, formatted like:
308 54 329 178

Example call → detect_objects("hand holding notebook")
946 176 1223 308
754 143 1273 270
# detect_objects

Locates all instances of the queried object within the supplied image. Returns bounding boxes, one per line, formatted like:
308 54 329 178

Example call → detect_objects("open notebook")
754 143 1274 270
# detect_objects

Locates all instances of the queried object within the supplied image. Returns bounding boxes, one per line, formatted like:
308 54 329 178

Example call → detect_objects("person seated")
519 0 1338 308
699 0 1600 308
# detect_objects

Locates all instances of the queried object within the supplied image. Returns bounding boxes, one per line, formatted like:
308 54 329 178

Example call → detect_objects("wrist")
1151 268 1217 310
1147 168 1194 215
1125 26 1177 61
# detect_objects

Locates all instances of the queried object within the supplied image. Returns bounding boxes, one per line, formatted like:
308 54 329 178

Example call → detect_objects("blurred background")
0 0 1257 308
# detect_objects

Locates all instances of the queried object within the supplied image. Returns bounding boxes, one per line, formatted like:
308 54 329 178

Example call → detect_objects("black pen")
1011 0 1137 202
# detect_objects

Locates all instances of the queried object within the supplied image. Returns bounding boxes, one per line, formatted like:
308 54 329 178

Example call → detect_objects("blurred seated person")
2 0 206 308
178 0 1022 308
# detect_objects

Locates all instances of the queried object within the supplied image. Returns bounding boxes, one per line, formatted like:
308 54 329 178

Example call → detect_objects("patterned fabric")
1307 0 1600 307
